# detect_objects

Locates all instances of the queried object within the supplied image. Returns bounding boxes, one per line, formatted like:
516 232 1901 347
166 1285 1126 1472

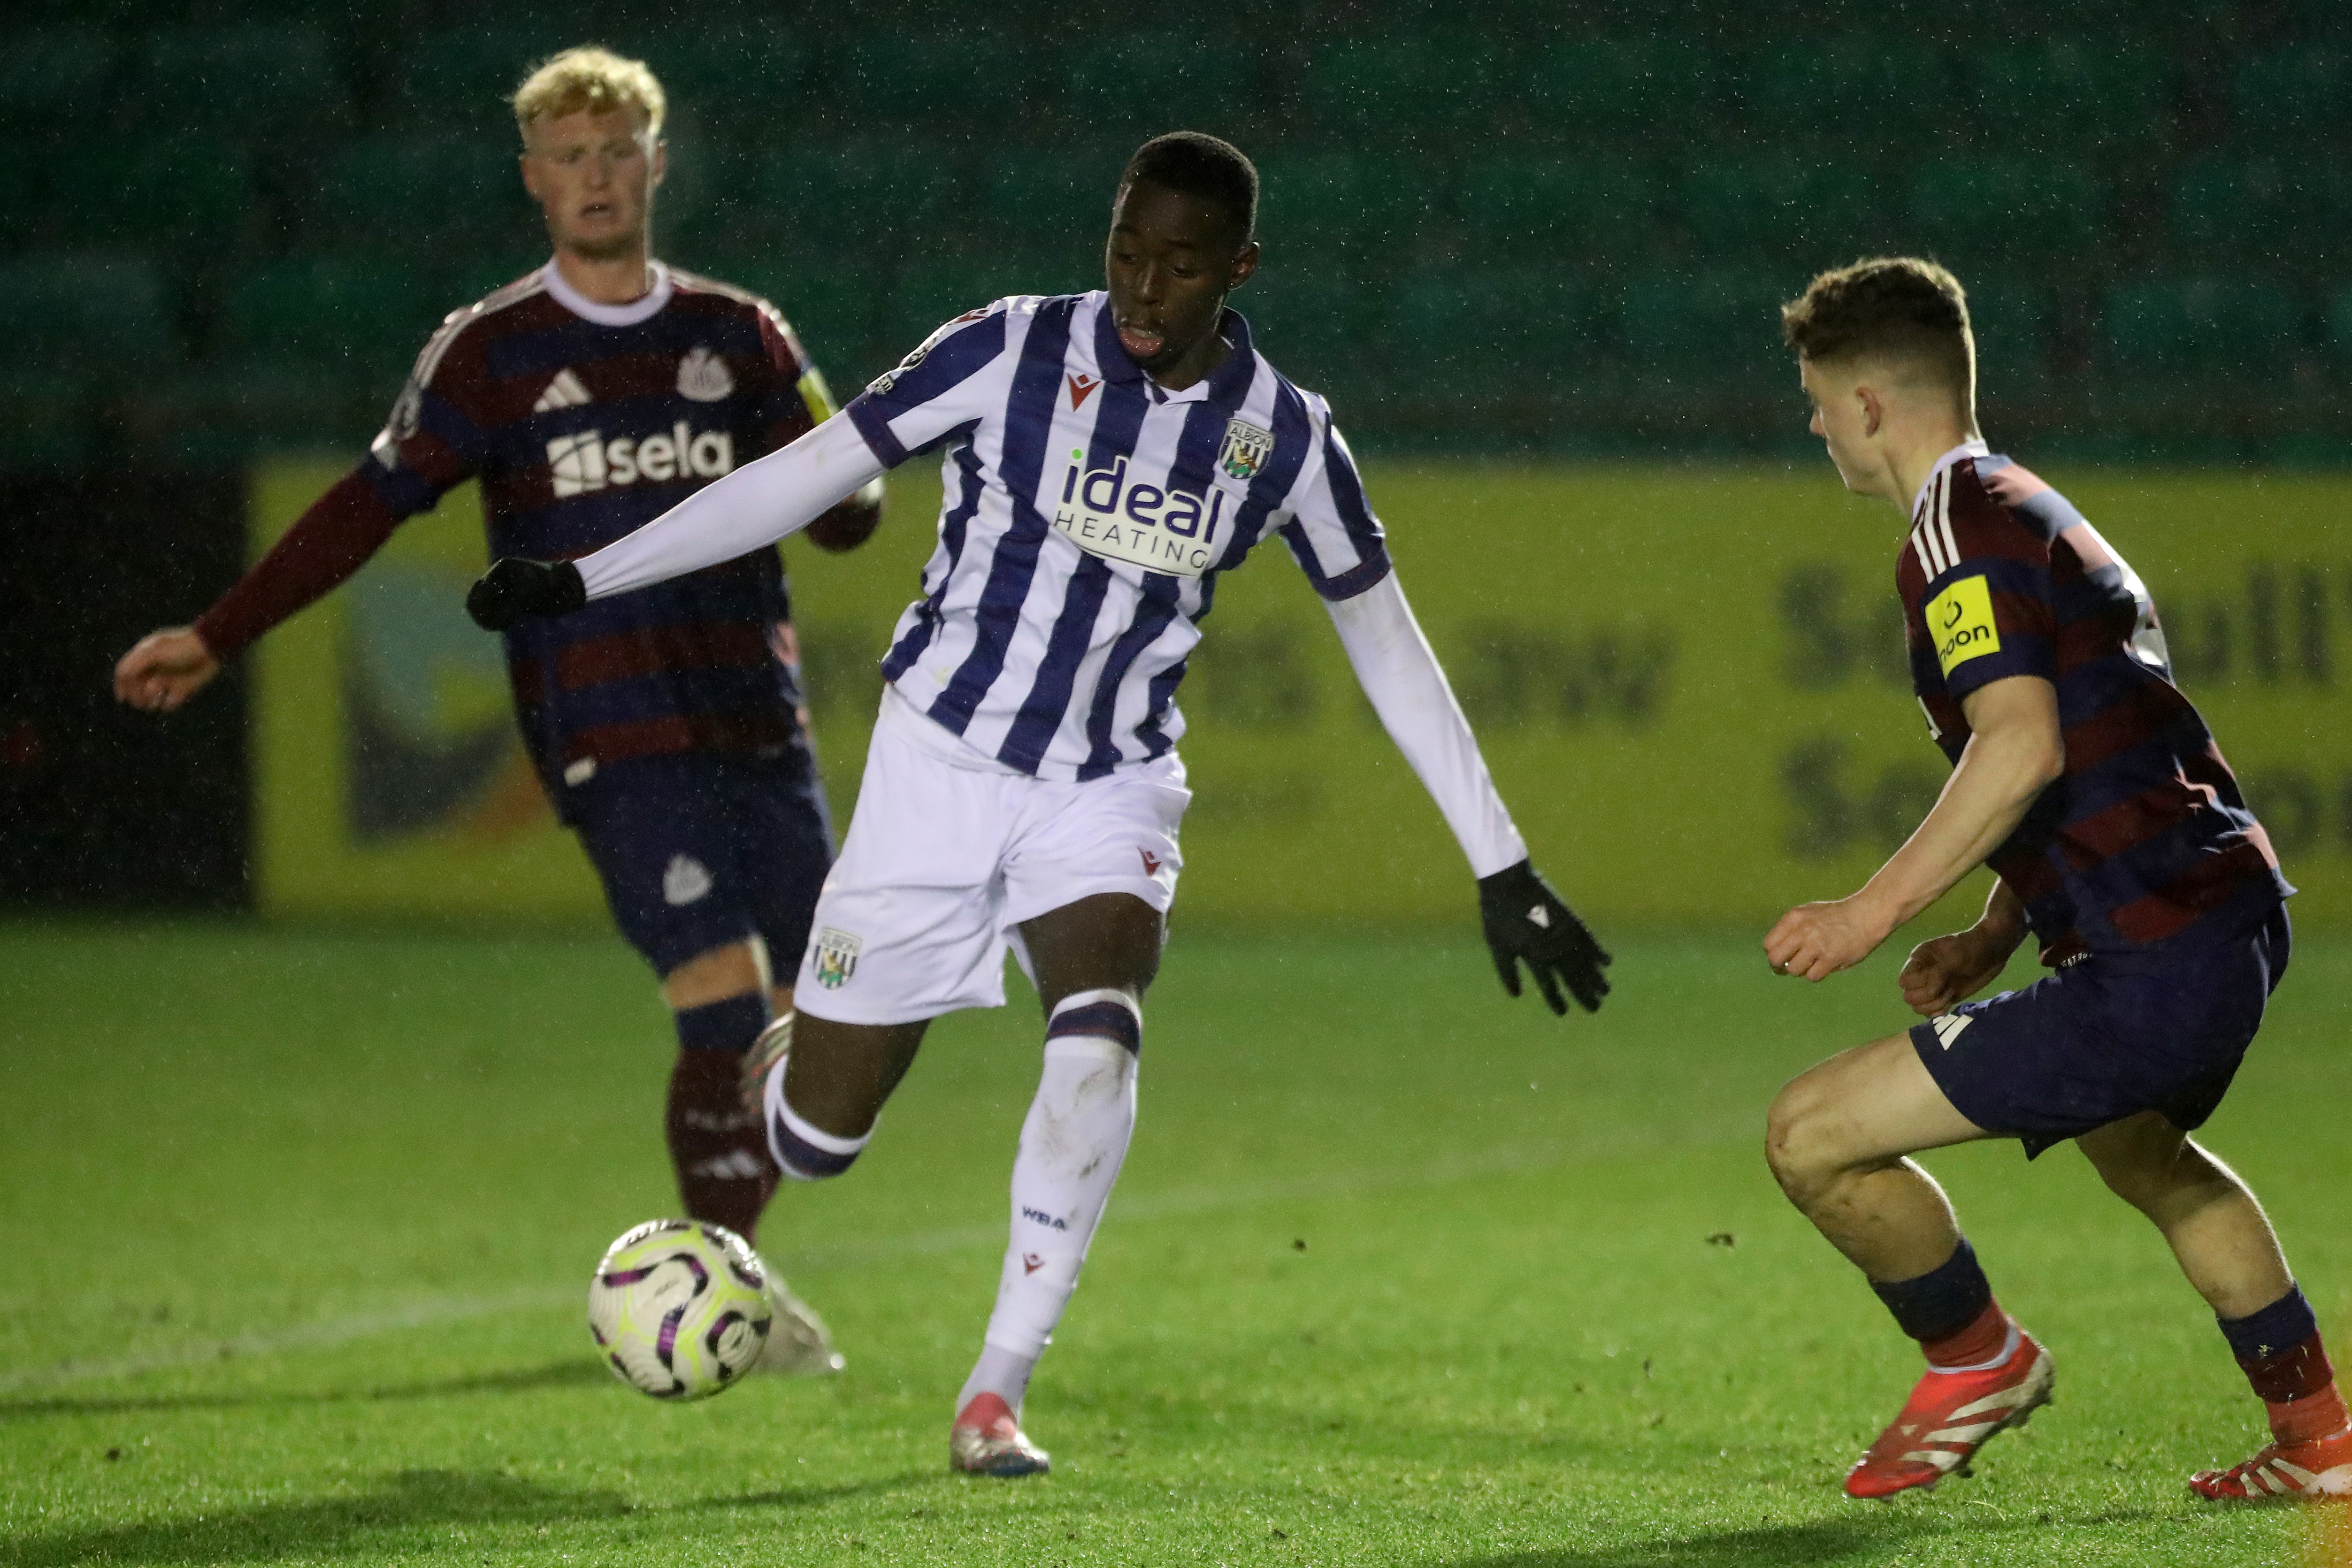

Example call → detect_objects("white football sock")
958 990 1140 1417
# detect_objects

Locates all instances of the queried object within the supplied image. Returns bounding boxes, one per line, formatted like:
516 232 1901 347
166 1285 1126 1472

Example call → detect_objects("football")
587 1219 773 1399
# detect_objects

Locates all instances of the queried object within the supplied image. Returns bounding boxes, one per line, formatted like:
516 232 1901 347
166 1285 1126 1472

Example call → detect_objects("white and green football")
587 1219 772 1399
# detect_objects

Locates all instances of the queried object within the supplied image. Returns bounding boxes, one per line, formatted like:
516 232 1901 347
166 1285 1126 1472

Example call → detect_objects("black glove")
466 557 585 631
1478 859 1611 1016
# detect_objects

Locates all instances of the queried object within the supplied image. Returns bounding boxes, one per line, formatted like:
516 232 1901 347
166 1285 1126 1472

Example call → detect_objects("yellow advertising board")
252 459 2347 933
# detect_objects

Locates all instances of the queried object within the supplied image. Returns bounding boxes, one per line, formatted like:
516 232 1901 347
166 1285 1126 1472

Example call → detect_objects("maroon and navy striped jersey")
1899 446 2291 962
369 260 843 790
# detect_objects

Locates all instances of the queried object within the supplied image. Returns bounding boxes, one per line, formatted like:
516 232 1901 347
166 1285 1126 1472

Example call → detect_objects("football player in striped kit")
470 132 1612 1475
1763 258 2342 1503
114 48 879 1372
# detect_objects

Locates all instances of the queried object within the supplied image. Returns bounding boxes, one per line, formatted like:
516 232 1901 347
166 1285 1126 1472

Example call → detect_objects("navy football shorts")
566 749 834 979
1911 903 2291 1159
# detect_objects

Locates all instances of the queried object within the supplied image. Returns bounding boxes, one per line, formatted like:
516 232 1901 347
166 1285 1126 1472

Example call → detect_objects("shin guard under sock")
2220 1285 2349 1444
666 994 776 1242
1871 1238 2003 1366
965 990 1140 1411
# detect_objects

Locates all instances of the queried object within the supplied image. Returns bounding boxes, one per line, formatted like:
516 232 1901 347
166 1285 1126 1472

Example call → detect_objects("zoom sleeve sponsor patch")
1927 574 2002 677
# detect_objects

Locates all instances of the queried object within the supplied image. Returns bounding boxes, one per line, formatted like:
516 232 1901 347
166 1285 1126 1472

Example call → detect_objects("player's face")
1799 356 1889 501
521 107 664 262
1104 179 1259 387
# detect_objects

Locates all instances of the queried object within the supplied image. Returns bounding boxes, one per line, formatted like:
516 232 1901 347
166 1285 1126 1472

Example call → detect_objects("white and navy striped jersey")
843 289 1389 780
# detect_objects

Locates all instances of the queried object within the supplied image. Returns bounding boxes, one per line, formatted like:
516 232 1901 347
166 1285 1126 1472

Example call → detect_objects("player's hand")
113 627 220 713
1763 893 1894 983
1478 860 1610 1016
466 557 585 630
804 481 884 553
1898 926 2015 1016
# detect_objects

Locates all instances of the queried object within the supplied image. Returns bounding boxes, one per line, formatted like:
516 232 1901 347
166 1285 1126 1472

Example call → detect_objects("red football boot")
1844 1321 2054 1499
2189 1425 2352 1502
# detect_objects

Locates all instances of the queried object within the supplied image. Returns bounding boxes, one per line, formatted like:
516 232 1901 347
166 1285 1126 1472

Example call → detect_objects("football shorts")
792 688 1188 1025
1910 902 2291 1158
567 747 834 977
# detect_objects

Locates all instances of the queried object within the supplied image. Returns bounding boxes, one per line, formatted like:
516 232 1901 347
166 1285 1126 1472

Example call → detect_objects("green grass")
2 919 2345 1566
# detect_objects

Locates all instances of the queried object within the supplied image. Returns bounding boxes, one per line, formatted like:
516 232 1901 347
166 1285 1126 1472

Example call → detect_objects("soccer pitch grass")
3 921 2344 1567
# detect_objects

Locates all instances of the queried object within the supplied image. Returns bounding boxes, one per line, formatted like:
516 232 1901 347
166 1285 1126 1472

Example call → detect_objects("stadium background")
4 0 2350 930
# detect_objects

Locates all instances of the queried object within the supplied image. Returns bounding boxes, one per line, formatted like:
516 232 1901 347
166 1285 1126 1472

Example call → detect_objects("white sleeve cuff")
1324 572 1527 879
575 412 888 601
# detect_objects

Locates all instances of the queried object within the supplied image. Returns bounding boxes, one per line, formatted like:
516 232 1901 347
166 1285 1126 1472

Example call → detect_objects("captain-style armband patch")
1928 574 2002 677
795 366 839 426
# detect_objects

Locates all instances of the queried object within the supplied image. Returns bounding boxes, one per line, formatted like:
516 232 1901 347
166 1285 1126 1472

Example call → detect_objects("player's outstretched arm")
1323 572 1610 1016
467 413 886 631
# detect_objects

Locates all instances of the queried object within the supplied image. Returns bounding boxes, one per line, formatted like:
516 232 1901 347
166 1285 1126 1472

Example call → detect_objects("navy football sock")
675 993 768 1053
1870 1238 1995 1346
666 993 775 1240
2218 1285 2346 1442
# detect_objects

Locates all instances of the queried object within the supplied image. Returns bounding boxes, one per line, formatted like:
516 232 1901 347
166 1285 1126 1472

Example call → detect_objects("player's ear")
1856 383 1885 439
1227 239 1260 292
650 138 667 189
518 150 542 203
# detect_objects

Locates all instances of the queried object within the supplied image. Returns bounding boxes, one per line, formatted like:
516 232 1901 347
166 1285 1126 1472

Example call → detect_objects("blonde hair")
512 46 666 141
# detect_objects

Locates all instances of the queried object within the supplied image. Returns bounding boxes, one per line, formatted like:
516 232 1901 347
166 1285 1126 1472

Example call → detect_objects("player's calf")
757 1023 874 1183
950 987 1142 1477
667 992 778 1241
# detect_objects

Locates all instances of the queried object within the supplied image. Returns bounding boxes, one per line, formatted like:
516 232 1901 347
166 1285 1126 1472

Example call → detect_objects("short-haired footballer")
1762 256 2342 1501
112 47 879 1372
467 130 1612 1476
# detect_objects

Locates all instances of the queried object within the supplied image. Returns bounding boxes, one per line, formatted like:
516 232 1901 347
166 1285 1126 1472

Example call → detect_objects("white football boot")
950 1393 1050 1477
754 1274 844 1376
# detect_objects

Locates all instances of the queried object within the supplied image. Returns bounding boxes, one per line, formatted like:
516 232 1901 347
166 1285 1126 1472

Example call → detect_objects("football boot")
752 1276 845 1376
2189 1425 2352 1501
950 1393 1051 1477
1845 1321 2054 1499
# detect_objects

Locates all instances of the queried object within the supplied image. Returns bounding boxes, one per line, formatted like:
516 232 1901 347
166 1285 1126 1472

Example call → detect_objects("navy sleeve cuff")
844 394 907 470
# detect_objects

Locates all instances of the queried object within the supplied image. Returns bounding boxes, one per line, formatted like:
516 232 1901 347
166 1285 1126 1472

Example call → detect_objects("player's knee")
1763 1076 1838 1201
2088 1127 2226 1217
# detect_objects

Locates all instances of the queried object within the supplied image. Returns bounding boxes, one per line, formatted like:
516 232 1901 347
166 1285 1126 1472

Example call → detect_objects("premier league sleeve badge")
1219 419 1274 482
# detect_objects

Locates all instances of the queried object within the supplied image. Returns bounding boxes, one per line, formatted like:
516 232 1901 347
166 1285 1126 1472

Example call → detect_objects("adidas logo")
548 422 737 498
686 1150 768 1181
533 368 591 412
1930 1014 1974 1050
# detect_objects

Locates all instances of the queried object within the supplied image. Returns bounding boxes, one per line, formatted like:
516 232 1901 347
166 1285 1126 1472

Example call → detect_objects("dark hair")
1120 131 1258 243
1781 256 1974 396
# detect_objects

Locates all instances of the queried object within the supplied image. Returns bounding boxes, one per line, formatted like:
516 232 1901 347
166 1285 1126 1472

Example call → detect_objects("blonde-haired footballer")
114 46 881 1370
1763 257 2341 1502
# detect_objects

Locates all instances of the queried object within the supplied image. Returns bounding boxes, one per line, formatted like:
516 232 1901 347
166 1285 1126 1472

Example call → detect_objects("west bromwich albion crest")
811 926 862 989
1220 419 1274 481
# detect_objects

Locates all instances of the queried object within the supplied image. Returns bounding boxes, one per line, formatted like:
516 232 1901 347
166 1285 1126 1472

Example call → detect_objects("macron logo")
533 368 590 413
1067 372 1100 409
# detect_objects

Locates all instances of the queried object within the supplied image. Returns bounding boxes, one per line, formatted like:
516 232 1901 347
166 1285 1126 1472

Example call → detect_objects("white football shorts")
791 687 1188 1025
